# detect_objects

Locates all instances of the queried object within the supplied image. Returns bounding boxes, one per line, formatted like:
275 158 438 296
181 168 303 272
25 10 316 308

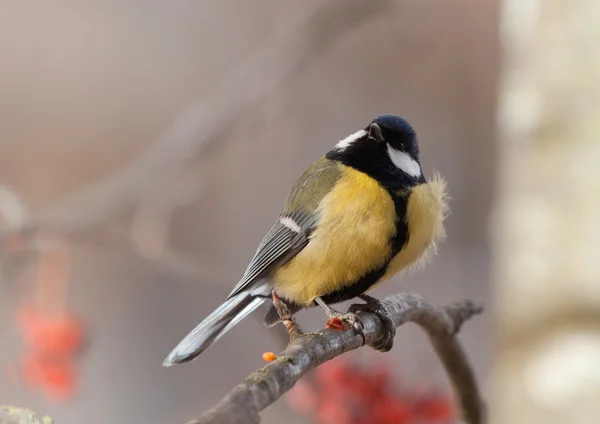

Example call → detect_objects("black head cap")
370 114 419 161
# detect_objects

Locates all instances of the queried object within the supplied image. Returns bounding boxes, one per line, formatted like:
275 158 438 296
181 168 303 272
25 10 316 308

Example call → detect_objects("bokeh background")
5 0 592 423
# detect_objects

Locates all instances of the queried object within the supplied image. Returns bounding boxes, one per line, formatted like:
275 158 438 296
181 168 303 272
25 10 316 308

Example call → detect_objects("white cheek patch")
387 145 421 177
335 129 367 149
279 216 301 233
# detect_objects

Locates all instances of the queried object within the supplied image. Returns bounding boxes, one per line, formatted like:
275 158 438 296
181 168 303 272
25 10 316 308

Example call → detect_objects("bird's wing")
227 157 342 299
226 209 314 299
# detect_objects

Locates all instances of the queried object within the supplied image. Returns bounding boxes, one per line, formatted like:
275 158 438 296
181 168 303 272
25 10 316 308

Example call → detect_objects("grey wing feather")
226 209 315 299
227 158 341 300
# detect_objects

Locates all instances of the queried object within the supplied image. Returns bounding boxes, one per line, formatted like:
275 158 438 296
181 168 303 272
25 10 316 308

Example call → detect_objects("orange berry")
262 352 277 362
326 317 348 331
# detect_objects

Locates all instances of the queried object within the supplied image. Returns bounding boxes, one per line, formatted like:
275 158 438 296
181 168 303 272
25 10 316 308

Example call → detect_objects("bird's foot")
325 311 363 332
349 295 396 352
313 297 364 332
272 291 303 342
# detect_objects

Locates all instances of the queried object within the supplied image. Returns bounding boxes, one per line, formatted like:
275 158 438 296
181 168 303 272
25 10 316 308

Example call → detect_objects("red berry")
411 393 454 421
326 317 348 331
18 306 85 357
370 396 412 424
316 401 352 424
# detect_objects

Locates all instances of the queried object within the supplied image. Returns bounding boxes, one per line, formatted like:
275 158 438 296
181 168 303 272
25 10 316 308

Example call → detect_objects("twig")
190 293 483 424
1 0 392 292
29 0 391 233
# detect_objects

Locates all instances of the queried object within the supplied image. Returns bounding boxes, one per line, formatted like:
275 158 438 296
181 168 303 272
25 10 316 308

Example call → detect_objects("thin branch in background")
190 293 484 424
0 0 392 285
0 187 28 231
29 0 392 234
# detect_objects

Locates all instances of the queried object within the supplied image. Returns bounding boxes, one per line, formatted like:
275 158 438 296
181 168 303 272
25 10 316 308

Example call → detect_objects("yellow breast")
377 174 448 287
273 165 397 305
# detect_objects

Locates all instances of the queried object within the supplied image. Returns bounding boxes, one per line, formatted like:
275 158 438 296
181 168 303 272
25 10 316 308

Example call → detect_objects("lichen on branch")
0 406 53 424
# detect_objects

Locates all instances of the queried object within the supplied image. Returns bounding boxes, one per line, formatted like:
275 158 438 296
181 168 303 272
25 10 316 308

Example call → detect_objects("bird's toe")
349 298 396 352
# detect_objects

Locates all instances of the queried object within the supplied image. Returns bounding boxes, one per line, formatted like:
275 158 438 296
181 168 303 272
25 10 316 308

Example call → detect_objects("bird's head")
328 114 424 188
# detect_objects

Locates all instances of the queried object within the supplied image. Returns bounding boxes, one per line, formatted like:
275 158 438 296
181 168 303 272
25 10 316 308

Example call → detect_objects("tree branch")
190 293 483 424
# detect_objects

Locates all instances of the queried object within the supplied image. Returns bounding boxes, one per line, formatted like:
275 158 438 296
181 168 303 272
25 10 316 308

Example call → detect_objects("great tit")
163 114 448 366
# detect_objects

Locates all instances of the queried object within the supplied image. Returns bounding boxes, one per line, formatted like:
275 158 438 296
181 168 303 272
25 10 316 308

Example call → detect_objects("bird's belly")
273 166 397 306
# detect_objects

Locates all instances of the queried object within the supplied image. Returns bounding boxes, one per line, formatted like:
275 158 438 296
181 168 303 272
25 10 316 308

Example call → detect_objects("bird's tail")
163 292 266 366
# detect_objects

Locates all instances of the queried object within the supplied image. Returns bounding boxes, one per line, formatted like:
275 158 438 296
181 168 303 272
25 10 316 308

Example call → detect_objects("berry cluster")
286 358 454 424
17 305 85 401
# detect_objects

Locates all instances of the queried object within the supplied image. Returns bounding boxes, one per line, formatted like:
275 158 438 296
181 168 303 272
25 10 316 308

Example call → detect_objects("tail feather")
163 293 266 366
214 297 264 343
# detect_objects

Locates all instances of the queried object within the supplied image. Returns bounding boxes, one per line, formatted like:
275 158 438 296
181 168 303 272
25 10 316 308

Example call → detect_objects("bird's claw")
349 297 396 352
326 312 364 333
314 297 365 344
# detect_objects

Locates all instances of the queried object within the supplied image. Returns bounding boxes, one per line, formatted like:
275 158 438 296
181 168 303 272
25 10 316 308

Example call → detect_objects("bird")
163 113 448 366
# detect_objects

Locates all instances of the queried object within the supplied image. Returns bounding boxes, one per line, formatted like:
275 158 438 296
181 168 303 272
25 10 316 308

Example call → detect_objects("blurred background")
0 1 597 423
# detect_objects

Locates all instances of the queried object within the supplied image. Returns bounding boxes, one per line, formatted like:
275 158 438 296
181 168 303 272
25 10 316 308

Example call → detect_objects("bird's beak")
368 123 384 142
